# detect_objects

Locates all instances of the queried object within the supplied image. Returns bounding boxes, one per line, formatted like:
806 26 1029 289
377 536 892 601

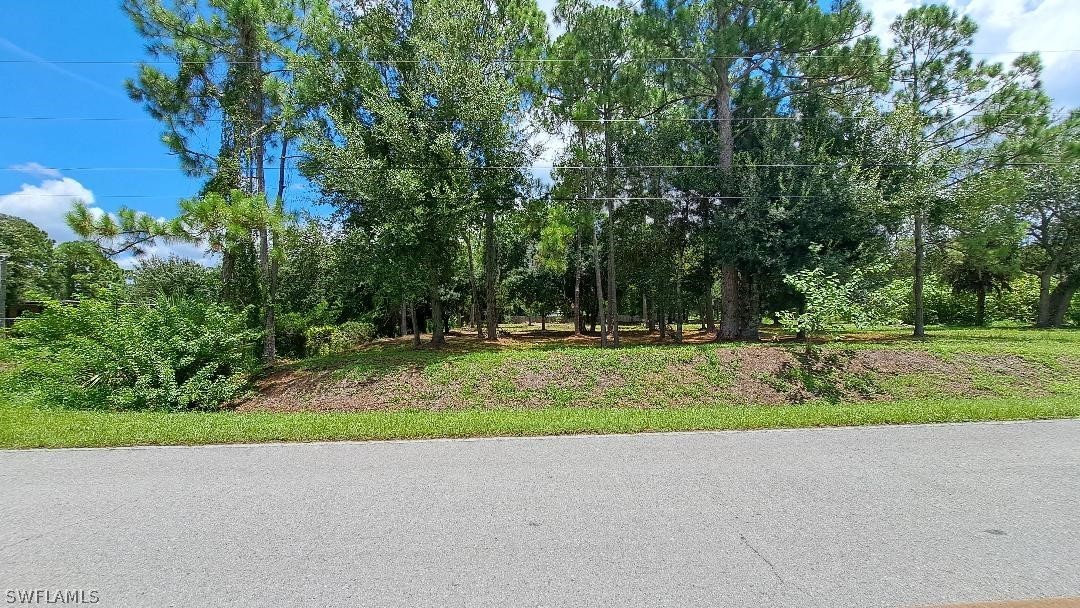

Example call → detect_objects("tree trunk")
400 301 408 337
258 225 275 362
913 211 927 337
540 309 546 333
603 111 619 348
715 61 737 341
642 294 648 328
658 302 667 340
574 232 582 335
1048 273 1079 328
484 207 498 341
674 285 683 343
466 228 480 336
591 220 608 348
648 295 657 333
1037 270 1053 327
975 283 987 327
738 272 760 341
910 213 930 337
719 264 740 340
220 249 235 303
703 272 715 333
410 304 421 347
238 14 275 363
700 199 714 333
430 275 445 346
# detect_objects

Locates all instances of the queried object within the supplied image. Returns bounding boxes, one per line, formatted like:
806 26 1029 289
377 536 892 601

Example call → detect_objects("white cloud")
8 162 62 180
863 0 1080 105
0 176 95 243
0 172 214 266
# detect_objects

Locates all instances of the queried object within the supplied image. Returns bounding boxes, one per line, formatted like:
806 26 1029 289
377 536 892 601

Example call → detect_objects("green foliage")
7 295 259 411
780 267 877 351
275 301 337 357
0 213 56 303
51 241 124 300
65 201 184 257
129 256 220 303
304 321 376 357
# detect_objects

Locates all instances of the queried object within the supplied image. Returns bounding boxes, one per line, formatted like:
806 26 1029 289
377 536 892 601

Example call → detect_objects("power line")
1 49 1076 66
6 162 1074 173
5 194 881 201
0 113 1055 123
7 194 182 199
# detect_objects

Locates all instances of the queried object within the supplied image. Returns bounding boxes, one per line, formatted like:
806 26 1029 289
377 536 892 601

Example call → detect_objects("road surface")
2 420 1079 607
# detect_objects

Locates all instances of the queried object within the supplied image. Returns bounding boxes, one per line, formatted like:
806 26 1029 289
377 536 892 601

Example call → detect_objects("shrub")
275 301 337 358
8 297 259 410
304 321 375 356
781 267 879 354
303 325 336 355
129 257 220 303
276 312 310 358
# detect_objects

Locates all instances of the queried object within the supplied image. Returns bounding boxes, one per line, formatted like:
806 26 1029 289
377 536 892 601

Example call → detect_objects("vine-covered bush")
304 321 375 356
275 301 338 358
9 297 259 410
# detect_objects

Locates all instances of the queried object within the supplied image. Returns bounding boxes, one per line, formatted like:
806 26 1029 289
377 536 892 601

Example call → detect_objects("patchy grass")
236 325 1080 412
2 324 1079 449
3 396 1079 450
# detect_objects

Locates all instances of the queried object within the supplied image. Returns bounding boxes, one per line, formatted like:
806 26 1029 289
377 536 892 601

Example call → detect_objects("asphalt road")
2 420 1079 608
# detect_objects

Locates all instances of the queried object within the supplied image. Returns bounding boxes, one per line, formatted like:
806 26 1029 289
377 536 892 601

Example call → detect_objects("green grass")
3 396 1078 449
2 325 1078 449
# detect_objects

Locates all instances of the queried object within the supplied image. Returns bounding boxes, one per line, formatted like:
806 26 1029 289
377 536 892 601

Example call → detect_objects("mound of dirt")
234 341 1070 413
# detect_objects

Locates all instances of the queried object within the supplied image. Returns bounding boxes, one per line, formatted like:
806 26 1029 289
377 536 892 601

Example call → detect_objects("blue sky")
0 3 310 262
2 0 1078 262
0 6 223 249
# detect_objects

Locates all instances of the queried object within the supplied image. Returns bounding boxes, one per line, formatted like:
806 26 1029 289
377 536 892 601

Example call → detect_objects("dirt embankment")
235 339 1070 413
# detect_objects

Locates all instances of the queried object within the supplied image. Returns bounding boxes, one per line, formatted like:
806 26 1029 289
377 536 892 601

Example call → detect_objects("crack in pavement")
738 532 784 584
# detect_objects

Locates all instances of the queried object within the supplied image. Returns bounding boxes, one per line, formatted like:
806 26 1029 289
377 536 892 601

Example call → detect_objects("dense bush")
275 300 338 357
304 321 375 356
869 275 1041 326
129 257 220 303
8 296 259 410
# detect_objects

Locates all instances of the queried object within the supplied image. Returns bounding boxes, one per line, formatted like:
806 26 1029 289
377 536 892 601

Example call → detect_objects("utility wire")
0 113 1058 123
5 162 1074 173
1 49 1076 65
11 194 881 201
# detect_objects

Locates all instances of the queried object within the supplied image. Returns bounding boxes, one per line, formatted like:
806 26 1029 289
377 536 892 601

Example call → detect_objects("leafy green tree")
130 257 221 303
1015 112 1080 327
51 241 124 300
781 266 876 356
122 0 318 360
67 190 290 360
640 0 885 340
546 0 657 347
0 214 56 306
300 0 545 346
885 4 1047 337
939 170 1025 326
